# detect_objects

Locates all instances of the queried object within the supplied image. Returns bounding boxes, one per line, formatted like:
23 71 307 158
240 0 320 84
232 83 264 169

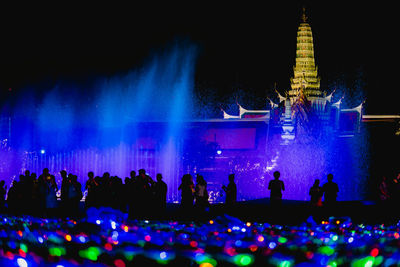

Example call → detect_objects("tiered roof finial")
301 7 308 23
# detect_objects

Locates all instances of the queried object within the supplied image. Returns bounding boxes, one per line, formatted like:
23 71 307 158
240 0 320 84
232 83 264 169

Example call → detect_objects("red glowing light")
370 248 379 257
249 245 258 252
114 259 126 267
104 243 113 251
305 251 314 259
144 235 151 242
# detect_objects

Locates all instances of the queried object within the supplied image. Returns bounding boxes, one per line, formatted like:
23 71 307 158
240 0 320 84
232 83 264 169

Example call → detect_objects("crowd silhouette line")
0 168 351 219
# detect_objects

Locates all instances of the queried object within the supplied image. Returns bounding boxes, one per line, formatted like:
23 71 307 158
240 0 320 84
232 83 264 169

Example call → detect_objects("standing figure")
45 175 58 217
268 171 285 206
322 174 339 207
136 169 153 217
309 179 323 207
178 174 194 210
60 170 69 216
85 171 98 209
66 174 82 218
194 174 209 211
222 174 237 207
153 173 168 215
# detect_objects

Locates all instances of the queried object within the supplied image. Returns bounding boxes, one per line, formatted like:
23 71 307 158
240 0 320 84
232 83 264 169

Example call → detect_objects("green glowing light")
49 247 66 257
351 256 375 267
79 246 101 261
318 246 335 256
278 237 288 243
280 260 291 267
234 254 254 266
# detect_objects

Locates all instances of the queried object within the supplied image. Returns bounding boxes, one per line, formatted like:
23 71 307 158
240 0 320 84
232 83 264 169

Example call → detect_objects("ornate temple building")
221 8 370 143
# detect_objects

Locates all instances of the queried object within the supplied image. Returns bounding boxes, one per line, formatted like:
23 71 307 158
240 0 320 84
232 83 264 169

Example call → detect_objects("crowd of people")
0 167 345 219
267 171 339 208
0 168 169 219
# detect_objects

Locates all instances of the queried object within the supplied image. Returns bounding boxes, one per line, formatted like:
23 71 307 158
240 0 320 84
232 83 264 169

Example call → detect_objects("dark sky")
0 2 398 115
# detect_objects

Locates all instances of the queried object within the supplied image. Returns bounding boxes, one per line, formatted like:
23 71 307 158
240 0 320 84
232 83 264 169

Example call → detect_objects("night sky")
0 2 398 115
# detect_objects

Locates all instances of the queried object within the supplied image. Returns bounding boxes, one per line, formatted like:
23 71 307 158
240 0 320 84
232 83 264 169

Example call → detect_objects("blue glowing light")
160 251 167 260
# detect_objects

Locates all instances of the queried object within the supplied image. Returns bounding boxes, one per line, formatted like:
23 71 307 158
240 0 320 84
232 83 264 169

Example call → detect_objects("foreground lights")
17 258 27 267
234 254 254 266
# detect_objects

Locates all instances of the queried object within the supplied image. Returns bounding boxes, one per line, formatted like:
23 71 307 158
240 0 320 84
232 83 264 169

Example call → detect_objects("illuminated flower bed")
0 211 399 266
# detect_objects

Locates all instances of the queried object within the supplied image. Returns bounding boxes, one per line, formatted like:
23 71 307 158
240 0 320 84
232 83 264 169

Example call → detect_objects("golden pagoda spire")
289 8 322 101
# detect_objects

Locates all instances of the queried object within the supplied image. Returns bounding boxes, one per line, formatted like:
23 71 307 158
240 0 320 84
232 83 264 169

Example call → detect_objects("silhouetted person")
7 180 20 214
194 174 209 212
66 174 82 218
153 173 167 215
309 179 323 207
322 174 339 207
110 175 124 211
85 171 98 209
222 174 237 207
136 169 153 217
38 168 50 216
60 170 69 215
127 170 139 219
100 172 111 207
178 174 194 211
268 171 285 206
45 175 58 217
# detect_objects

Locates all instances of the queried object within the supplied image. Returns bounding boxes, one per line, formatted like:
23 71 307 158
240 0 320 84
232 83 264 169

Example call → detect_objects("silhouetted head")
88 171 94 179
0 180 5 187
196 174 206 185
138 169 146 178
103 172 110 179
273 171 280 179
130 171 136 178
182 174 193 184
24 170 30 177
60 170 67 178
156 173 163 182
313 179 320 186
43 168 49 175
327 174 333 182
228 174 235 182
